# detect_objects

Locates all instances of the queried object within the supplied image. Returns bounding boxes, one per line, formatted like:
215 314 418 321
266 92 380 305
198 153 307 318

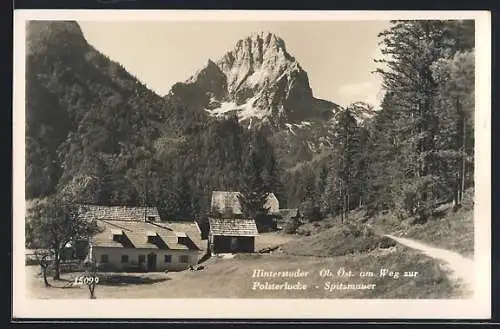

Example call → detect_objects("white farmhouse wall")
92 247 201 272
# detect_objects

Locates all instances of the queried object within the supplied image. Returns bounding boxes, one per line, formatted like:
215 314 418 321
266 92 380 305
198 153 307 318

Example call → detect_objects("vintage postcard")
13 10 491 319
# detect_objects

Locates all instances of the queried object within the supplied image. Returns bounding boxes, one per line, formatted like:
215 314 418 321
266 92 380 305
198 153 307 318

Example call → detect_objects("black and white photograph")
13 10 491 319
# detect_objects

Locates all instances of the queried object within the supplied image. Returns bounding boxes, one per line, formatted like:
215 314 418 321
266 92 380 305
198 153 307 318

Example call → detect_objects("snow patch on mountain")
204 95 272 122
296 121 312 128
204 101 239 116
285 123 296 135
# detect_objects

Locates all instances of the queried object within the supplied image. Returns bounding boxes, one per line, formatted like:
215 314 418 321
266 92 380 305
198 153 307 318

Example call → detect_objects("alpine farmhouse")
81 205 206 272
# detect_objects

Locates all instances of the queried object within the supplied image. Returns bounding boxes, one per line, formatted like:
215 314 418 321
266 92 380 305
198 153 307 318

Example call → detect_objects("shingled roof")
208 218 259 237
80 205 160 222
91 219 204 251
80 205 204 251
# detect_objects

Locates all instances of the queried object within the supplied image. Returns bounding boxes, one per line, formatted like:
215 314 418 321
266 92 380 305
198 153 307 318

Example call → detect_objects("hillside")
26 21 167 200
288 188 474 259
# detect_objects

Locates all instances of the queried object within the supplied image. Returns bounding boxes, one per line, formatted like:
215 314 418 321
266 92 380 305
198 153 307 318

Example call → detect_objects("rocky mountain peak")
181 31 337 128
215 31 301 96
237 31 288 55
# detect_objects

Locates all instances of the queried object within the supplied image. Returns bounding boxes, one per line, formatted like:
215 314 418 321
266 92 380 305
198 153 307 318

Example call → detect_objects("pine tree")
368 20 475 220
430 20 475 207
324 104 362 223
363 93 402 213
375 21 453 220
300 165 321 222
238 149 270 221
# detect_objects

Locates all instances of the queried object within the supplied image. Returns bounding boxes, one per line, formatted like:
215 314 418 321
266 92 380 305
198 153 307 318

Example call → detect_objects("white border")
12 10 491 319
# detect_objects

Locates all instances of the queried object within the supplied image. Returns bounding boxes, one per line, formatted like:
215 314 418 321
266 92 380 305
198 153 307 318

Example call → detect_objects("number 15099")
74 276 100 285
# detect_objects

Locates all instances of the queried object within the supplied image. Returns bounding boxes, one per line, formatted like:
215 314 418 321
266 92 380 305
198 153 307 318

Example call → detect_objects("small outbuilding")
208 217 259 254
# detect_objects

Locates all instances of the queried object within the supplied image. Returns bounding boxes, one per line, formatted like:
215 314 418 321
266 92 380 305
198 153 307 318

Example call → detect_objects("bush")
301 205 323 222
284 216 302 234
378 236 397 249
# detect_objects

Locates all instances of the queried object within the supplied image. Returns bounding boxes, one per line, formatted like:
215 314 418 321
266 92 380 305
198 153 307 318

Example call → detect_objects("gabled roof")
208 217 259 237
210 191 279 215
80 205 160 222
91 220 204 251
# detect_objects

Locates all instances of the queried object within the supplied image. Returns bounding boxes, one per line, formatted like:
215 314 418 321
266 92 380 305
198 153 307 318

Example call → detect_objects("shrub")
284 216 302 234
378 236 397 249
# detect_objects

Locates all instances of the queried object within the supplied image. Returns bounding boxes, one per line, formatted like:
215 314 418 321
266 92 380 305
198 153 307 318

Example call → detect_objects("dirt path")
385 234 474 296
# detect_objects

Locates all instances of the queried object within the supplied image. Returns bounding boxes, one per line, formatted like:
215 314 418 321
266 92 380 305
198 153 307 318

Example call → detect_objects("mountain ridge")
180 31 339 129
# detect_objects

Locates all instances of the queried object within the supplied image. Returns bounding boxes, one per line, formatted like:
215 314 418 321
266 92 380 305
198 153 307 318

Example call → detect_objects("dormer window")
147 216 156 222
175 231 189 245
112 229 123 242
146 231 158 243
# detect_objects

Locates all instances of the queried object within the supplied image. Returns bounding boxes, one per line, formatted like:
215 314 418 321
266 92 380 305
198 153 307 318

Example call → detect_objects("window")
164 255 171 263
121 255 129 263
147 216 156 222
138 255 145 263
101 254 109 263
179 255 189 263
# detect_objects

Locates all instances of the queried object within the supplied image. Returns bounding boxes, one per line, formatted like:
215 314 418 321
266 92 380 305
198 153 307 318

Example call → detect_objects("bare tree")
86 261 98 299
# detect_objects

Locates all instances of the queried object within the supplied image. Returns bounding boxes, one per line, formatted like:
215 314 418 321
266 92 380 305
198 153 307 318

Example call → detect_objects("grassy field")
254 231 298 251
281 222 395 257
26 231 465 299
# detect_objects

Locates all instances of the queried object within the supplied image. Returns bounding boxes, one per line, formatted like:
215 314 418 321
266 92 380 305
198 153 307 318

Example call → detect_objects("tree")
237 129 284 231
300 165 322 222
238 149 270 220
28 196 102 280
284 215 302 234
85 260 99 299
431 50 475 207
324 104 363 223
363 93 402 214
371 20 474 220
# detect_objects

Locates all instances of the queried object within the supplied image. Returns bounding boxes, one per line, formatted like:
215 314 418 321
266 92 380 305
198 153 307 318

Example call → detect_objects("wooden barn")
208 217 259 254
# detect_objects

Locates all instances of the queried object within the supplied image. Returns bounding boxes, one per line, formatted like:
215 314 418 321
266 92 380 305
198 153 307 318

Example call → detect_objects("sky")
78 20 391 109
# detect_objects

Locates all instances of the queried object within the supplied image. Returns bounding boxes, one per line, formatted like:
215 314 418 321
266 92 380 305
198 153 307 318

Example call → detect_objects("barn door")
230 237 238 252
